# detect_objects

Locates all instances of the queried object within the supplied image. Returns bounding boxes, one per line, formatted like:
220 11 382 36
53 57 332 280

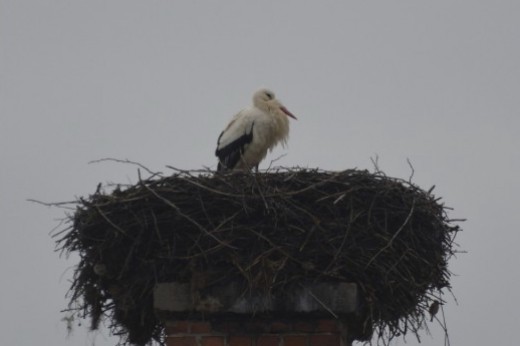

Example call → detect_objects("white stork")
215 88 297 171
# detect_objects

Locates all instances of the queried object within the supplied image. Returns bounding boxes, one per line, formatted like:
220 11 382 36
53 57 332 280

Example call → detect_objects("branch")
27 199 76 210
89 158 161 176
365 200 416 268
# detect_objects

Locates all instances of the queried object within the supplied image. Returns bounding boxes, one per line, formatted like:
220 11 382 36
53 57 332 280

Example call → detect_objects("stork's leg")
254 164 259 173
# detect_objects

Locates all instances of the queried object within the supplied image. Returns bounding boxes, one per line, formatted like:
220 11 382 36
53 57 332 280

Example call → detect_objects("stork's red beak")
280 106 297 120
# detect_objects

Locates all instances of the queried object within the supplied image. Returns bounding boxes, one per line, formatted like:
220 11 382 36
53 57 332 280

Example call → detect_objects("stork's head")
253 88 297 120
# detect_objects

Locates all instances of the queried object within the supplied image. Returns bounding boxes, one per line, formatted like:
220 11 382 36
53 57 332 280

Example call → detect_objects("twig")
89 158 161 176
365 200 416 268
266 154 287 171
95 206 128 235
27 199 77 210
406 158 415 182
303 285 339 319
371 154 381 173
142 183 237 250
177 176 243 198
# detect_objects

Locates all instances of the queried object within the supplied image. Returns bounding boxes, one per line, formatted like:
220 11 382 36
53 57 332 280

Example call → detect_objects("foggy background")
1 1 519 345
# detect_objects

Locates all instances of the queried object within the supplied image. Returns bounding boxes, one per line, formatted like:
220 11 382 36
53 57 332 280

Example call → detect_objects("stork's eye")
265 92 273 99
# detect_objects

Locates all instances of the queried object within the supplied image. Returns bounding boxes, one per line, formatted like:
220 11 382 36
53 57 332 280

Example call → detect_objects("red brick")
215 321 241 333
292 321 315 332
244 321 270 333
228 335 252 346
270 321 292 332
201 336 225 346
167 336 198 346
165 321 191 334
309 334 340 346
256 335 280 346
283 335 308 346
191 321 212 333
316 320 339 332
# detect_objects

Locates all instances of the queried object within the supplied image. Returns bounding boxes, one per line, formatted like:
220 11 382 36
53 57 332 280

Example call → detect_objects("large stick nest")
55 167 461 345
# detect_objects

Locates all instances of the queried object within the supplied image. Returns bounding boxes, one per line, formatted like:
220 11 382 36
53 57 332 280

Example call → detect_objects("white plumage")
215 88 297 171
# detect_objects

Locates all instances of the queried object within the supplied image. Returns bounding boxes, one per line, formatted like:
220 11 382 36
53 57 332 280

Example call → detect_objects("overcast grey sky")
1 1 519 345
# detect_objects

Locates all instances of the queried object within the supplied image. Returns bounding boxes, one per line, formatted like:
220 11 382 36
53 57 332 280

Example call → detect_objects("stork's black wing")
215 122 255 171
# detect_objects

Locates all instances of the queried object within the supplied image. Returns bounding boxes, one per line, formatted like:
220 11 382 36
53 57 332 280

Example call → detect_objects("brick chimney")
154 282 360 346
